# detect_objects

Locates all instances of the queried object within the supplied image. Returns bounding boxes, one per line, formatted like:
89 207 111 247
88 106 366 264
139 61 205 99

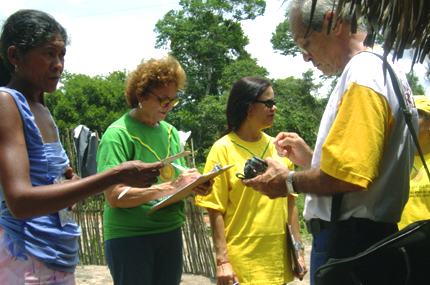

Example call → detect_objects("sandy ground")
74 246 311 285
74 266 217 285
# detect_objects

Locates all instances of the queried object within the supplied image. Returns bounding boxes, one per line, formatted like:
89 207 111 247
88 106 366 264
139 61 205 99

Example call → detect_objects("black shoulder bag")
314 53 430 285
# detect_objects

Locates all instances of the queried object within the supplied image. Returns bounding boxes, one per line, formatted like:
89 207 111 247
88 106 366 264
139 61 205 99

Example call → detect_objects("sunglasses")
254 99 276 108
148 90 180 107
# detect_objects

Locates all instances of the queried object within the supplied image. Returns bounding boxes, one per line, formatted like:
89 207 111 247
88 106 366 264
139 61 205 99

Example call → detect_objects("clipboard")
146 164 234 214
286 223 305 275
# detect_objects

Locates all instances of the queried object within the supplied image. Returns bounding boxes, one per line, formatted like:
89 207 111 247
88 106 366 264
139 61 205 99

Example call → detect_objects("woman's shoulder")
0 87 26 105
160 120 177 132
214 132 234 144
0 87 33 122
261 132 274 141
100 114 130 138
207 133 235 153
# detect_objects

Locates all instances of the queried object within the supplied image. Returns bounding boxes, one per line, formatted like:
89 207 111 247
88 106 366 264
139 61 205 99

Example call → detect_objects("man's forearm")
293 168 363 195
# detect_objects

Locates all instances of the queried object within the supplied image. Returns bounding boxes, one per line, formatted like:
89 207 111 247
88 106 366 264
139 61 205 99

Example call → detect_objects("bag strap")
326 194 342 258
371 52 430 180
326 52 428 259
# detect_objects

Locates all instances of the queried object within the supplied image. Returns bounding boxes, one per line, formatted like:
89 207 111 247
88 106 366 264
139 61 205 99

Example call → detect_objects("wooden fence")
62 127 216 278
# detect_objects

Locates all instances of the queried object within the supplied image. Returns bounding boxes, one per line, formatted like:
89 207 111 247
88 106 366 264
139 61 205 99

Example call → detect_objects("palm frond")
338 0 430 64
283 0 429 66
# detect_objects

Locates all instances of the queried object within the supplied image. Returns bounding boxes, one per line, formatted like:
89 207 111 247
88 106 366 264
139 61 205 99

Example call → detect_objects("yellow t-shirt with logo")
194 132 295 285
398 154 430 229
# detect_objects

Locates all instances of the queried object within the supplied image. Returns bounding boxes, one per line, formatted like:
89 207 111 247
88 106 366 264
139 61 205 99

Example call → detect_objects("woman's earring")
14 65 18 73
138 102 142 108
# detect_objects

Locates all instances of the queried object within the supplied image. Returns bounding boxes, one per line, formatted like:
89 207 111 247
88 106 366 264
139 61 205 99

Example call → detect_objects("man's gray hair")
287 0 365 33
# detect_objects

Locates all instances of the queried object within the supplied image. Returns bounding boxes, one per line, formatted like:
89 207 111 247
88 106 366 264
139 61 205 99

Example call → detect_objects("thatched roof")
338 0 429 64
296 0 430 65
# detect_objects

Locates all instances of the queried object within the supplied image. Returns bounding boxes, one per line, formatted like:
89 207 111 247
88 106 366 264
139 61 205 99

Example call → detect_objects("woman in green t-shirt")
96 56 212 285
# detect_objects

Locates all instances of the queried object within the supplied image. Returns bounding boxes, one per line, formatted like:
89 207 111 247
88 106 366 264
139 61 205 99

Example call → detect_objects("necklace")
231 136 272 159
411 159 430 182
412 160 430 172
412 160 430 182
129 125 175 182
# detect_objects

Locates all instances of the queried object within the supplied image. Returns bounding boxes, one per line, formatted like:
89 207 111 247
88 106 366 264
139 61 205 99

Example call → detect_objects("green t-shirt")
97 113 186 241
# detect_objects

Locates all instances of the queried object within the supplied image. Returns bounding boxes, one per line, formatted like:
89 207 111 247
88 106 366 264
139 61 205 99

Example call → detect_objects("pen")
171 162 187 171
233 282 239 285
118 186 131 199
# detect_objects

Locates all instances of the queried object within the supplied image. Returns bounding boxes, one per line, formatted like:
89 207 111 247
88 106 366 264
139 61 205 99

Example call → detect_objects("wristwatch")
286 171 296 194
294 241 305 252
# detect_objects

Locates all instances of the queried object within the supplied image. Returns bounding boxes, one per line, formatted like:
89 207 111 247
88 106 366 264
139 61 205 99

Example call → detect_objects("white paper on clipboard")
146 164 234 214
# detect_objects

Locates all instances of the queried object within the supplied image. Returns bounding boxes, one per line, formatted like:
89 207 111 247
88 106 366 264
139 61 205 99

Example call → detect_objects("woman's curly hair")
125 56 186 108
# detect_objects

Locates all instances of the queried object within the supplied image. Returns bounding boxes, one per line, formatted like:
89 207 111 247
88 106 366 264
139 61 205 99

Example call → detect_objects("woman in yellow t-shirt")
194 77 307 284
399 95 430 229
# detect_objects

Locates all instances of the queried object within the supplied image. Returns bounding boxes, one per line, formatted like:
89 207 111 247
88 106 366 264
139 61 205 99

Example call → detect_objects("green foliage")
166 93 228 164
218 58 269 94
46 70 129 137
179 0 266 21
406 71 426 95
154 0 266 102
271 18 300 57
295 194 312 243
267 70 326 149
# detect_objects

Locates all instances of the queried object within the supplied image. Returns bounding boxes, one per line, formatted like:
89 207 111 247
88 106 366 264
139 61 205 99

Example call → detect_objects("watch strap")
286 171 295 195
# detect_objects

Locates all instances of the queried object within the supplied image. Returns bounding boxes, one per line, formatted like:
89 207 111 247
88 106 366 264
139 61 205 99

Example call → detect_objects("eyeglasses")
297 29 315 55
148 90 180 107
254 99 276 108
298 46 309 55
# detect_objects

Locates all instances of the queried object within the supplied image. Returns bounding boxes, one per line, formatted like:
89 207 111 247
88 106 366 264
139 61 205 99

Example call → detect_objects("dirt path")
74 246 311 284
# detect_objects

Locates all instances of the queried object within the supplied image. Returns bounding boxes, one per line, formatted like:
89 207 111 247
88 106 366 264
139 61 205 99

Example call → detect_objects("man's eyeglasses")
298 46 309 55
148 90 180 107
254 99 276 108
297 29 314 55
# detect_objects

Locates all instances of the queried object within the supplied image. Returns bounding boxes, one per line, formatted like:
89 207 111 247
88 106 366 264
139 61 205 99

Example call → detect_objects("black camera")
240 156 268 179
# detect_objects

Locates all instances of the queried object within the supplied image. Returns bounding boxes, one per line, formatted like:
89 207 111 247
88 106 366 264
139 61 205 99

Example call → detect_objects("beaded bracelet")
217 260 230 266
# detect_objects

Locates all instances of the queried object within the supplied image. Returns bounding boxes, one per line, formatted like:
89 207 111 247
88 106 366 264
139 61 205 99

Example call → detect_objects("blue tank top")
0 87 81 273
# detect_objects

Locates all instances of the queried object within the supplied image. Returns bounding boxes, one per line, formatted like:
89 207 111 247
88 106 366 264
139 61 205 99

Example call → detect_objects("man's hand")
242 157 290 199
274 132 313 169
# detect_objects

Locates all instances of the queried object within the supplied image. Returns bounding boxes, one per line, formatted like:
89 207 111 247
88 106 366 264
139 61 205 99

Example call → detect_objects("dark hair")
220 76 271 138
0 9 69 86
